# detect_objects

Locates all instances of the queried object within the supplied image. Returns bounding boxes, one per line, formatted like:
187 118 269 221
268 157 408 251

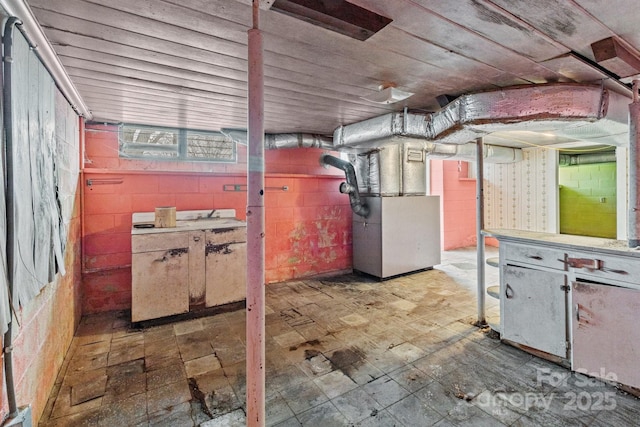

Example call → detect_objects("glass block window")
119 124 236 162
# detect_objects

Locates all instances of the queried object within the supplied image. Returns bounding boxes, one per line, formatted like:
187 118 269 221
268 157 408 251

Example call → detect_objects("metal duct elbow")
319 154 369 217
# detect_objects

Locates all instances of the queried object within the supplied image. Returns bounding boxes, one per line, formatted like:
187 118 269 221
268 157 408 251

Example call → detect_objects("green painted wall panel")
559 162 616 238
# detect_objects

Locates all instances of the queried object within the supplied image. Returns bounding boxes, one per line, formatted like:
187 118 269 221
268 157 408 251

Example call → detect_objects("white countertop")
132 218 246 235
132 209 246 235
484 229 640 258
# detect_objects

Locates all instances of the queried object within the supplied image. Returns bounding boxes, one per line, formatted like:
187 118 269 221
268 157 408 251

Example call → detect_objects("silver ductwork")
352 143 428 196
333 83 628 149
425 142 523 163
558 152 616 166
352 141 522 197
220 128 333 149
264 133 333 149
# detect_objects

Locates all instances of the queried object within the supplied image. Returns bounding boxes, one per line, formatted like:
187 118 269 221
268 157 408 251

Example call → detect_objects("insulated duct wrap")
426 142 523 163
353 143 427 196
265 133 332 149
333 83 629 149
558 152 616 166
220 129 332 149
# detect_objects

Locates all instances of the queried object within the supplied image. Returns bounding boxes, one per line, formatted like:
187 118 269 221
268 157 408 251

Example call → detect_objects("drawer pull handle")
505 284 514 299
566 257 601 270
527 255 543 260
602 267 628 275
193 236 201 242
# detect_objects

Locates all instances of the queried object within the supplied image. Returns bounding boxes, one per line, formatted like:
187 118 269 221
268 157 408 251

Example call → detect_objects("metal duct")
352 140 518 198
426 142 523 163
220 128 332 149
558 152 616 166
332 83 629 149
265 133 332 149
319 154 369 217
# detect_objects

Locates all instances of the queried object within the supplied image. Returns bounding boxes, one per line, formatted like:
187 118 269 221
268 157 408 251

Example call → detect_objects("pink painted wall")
82 124 351 313
430 160 478 250
431 159 499 249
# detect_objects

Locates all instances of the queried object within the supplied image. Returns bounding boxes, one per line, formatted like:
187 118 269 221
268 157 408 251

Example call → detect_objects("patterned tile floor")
40 248 639 426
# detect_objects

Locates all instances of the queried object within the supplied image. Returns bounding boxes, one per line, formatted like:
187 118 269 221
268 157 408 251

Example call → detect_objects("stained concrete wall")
82 124 351 313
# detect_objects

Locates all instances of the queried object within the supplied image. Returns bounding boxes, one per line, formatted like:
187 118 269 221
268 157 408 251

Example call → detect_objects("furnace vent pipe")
320 154 369 217
558 152 616 166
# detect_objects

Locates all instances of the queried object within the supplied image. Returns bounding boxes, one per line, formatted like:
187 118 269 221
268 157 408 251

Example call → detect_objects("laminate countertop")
484 228 640 258
132 218 246 235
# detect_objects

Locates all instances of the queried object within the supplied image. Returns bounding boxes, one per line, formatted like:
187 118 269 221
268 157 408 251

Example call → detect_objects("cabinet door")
502 265 567 358
205 228 247 307
572 282 640 388
352 219 382 277
131 248 189 322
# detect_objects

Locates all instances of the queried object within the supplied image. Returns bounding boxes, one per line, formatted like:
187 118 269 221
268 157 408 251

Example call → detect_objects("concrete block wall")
559 162 617 238
82 124 351 313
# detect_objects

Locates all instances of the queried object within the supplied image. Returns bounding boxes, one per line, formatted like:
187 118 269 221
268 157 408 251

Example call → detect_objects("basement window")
119 124 236 162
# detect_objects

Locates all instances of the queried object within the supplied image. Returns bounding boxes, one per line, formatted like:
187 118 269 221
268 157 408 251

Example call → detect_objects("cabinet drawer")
132 232 189 253
206 227 246 244
568 251 640 285
504 243 565 270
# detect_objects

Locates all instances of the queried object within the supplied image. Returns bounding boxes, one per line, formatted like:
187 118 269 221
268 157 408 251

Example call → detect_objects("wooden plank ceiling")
27 0 639 135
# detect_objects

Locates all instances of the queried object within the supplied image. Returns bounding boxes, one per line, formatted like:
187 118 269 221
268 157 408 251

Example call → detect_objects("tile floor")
40 248 639 426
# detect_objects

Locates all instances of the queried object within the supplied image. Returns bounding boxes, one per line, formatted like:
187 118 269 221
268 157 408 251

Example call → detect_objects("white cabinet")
352 196 441 278
205 228 247 307
490 229 640 392
131 219 246 322
572 281 640 389
131 232 190 322
501 265 568 358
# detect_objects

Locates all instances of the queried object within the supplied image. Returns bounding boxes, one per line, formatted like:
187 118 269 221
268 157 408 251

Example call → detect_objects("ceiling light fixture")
361 84 414 104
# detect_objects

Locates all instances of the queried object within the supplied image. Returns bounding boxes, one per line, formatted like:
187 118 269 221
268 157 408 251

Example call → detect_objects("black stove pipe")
320 154 369 218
